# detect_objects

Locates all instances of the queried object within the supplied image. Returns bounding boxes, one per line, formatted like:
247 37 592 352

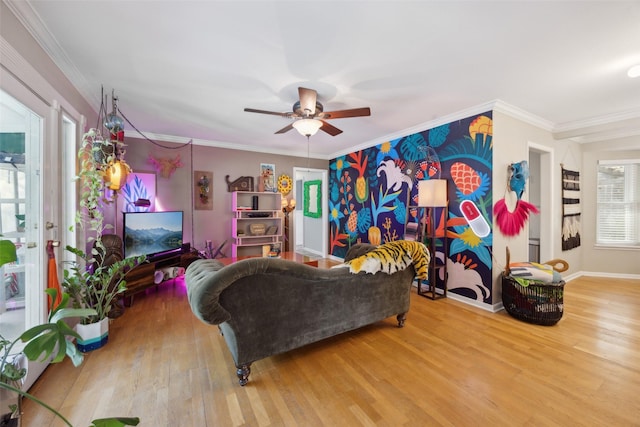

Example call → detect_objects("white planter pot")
75 317 109 352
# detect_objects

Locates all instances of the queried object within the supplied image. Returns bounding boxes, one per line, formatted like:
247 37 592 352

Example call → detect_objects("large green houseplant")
0 240 138 426
0 290 139 427
62 129 143 347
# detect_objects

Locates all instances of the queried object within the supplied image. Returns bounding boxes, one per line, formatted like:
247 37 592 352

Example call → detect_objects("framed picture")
303 180 322 218
118 172 156 213
194 170 213 210
260 163 276 192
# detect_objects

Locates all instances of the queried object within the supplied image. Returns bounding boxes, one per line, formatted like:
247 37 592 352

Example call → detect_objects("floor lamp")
417 179 448 299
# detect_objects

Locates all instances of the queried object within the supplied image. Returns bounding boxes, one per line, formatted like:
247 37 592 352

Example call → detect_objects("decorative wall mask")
493 161 538 236
148 154 183 178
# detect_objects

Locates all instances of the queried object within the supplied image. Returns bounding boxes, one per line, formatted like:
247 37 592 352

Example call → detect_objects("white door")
0 89 46 390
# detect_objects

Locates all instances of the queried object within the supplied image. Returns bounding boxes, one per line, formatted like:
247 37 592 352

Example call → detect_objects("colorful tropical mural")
328 112 494 304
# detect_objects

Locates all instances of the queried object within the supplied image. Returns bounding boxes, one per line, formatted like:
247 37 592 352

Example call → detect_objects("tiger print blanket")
335 240 430 280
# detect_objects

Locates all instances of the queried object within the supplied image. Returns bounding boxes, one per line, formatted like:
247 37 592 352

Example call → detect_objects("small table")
216 252 338 268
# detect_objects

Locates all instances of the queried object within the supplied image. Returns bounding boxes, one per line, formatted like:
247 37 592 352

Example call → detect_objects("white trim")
528 141 555 262
493 100 555 132
3 0 98 108
140 132 326 160
598 158 640 166
329 100 500 159
0 36 82 120
553 108 640 134
446 292 500 313
292 167 329 257
580 271 640 281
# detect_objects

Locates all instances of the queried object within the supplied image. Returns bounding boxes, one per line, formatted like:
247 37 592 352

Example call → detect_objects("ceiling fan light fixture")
292 119 322 137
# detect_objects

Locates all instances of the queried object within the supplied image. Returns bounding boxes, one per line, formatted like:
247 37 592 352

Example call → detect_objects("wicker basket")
501 247 568 326
501 274 565 326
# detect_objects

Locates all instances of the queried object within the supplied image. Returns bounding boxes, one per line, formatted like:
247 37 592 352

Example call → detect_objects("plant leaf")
90 417 141 427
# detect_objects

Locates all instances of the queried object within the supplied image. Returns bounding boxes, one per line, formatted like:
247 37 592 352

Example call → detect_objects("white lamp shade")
418 179 448 207
292 119 322 136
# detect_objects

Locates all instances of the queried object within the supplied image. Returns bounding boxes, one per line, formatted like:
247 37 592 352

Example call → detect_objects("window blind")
597 161 640 245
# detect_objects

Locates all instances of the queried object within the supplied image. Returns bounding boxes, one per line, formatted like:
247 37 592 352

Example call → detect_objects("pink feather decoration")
493 198 539 236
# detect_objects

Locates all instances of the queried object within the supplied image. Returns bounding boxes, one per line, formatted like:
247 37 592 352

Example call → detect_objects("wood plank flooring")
21 275 640 426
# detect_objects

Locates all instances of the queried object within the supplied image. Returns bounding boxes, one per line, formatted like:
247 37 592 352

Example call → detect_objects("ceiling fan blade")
319 107 371 120
320 120 343 136
244 108 292 118
298 87 318 116
275 123 294 134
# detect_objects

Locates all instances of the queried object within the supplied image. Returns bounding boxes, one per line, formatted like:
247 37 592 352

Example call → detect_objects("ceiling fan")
244 87 371 136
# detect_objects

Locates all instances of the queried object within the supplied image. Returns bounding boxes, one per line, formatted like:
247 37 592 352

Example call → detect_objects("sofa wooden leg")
396 313 406 327
236 364 251 386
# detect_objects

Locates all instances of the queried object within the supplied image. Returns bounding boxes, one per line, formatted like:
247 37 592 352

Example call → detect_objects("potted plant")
62 129 143 352
0 289 140 427
0 238 18 426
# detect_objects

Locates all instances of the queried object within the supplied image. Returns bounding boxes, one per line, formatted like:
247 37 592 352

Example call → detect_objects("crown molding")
3 0 98 109
133 132 331 160
329 100 501 159
552 108 640 143
491 100 555 131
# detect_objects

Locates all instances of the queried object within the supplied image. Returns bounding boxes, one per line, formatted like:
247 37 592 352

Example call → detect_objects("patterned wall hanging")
194 170 213 210
561 165 581 250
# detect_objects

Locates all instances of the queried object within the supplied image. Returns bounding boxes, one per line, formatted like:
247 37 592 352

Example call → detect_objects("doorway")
0 88 47 392
528 142 553 263
292 167 328 257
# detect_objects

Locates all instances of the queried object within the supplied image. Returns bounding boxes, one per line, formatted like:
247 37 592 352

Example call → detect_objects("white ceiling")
9 1 640 159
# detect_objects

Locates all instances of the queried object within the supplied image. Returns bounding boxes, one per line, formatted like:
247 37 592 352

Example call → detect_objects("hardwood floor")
22 275 640 426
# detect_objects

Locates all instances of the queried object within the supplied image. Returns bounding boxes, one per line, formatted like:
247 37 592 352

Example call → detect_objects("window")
0 133 26 239
596 160 640 246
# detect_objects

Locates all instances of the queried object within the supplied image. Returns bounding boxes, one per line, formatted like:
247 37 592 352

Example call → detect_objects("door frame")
292 167 328 256
528 141 554 262
1 33 84 391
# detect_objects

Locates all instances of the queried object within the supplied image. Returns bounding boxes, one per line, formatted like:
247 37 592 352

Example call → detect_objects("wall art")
277 174 292 195
260 163 276 192
118 171 156 213
304 180 322 218
194 170 213 210
561 165 581 250
328 112 495 304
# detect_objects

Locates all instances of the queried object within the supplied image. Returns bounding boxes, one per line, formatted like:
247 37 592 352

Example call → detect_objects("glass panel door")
0 89 43 351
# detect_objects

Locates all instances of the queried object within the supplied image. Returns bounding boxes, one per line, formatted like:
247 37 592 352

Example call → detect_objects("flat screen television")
123 211 183 259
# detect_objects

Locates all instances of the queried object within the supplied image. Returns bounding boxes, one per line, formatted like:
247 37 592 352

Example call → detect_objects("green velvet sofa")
185 243 419 386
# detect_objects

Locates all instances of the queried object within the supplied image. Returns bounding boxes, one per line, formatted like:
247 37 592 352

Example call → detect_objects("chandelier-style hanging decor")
93 88 131 191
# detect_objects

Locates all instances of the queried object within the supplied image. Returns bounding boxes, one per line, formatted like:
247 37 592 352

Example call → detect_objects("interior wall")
1 2 95 124
116 137 327 255
328 112 495 307
492 111 581 299
581 137 640 275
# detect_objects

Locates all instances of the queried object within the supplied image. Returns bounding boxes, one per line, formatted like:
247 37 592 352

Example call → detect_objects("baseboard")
578 271 640 280
447 292 501 312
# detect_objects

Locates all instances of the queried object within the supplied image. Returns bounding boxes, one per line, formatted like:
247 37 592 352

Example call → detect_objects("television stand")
122 244 200 306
